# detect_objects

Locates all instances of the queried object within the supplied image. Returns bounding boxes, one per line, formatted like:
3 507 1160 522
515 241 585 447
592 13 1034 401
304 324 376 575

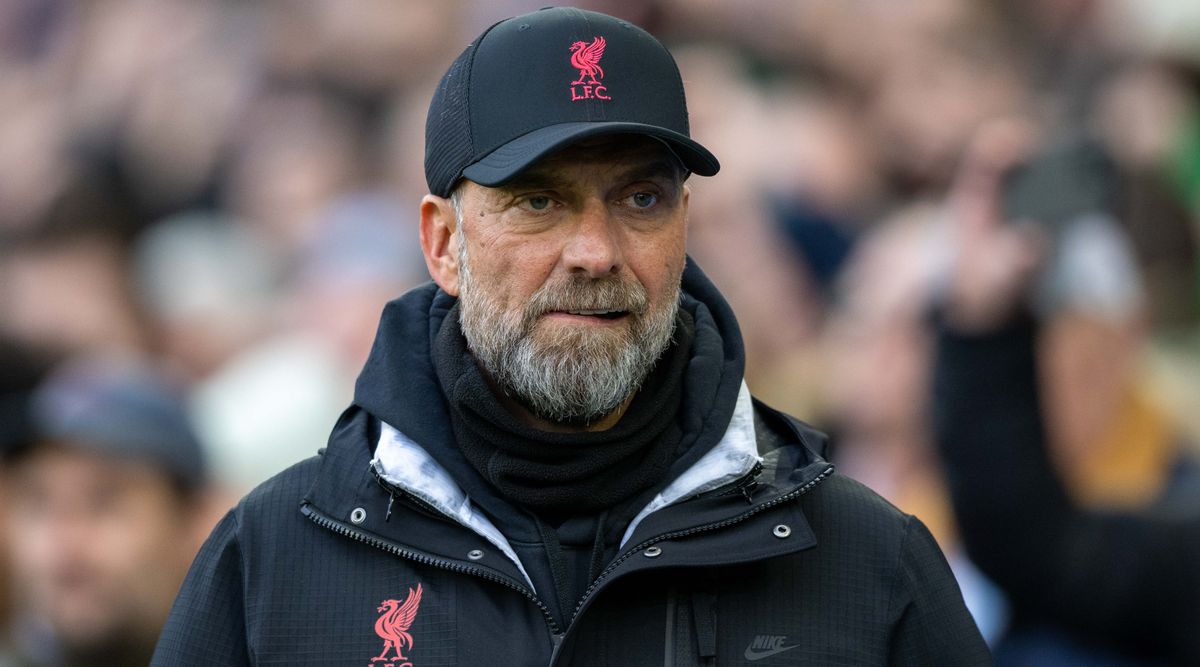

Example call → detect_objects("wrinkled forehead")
500 134 688 188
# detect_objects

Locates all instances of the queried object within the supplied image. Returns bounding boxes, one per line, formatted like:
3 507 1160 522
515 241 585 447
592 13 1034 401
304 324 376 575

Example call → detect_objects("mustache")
525 276 649 318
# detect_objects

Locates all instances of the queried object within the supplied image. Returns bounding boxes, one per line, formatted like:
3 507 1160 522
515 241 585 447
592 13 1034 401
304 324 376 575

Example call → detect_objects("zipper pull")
384 492 395 522
549 630 566 661
737 461 764 504
741 484 756 504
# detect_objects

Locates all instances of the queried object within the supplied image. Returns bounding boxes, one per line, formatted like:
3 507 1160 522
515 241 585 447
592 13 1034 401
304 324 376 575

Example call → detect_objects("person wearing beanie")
2 354 213 667
154 8 988 665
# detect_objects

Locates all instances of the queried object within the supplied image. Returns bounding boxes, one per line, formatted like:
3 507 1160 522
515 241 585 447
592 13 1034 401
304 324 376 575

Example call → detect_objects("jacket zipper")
301 503 563 640
552 463 835 660
717 460 764 501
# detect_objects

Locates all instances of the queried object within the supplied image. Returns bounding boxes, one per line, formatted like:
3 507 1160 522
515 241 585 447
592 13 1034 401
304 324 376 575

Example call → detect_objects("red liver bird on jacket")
372 584 423 663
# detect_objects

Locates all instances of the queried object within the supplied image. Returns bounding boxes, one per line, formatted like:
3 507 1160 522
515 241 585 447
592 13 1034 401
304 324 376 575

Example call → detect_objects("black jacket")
154 266 989 666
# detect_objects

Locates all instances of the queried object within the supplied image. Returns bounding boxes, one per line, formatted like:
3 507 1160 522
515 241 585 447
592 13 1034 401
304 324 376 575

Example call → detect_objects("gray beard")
455 231 679 425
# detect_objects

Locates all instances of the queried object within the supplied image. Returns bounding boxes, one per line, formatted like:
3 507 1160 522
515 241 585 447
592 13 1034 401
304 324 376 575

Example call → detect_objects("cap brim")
462 122 720 188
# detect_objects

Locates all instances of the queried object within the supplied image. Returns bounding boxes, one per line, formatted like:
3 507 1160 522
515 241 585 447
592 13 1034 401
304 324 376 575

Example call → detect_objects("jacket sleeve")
151 510 252 666
932 320 1200 662
886 515 993 665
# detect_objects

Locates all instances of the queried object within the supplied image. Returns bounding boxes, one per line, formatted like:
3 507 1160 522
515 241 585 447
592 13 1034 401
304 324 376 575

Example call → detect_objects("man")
933 124 1200 664
1 355 212 667
154 8 989 665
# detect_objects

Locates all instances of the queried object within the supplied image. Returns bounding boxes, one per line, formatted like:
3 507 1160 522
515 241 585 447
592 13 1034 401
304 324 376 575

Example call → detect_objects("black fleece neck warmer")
353 258 746 543
433 305 694 519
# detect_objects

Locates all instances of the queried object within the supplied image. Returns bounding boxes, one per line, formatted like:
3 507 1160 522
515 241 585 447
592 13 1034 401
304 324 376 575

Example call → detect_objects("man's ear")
420 193 461 296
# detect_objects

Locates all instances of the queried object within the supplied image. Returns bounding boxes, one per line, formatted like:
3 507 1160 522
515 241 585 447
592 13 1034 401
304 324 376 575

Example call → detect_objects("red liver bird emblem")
371 584 423 664
569 36 606 85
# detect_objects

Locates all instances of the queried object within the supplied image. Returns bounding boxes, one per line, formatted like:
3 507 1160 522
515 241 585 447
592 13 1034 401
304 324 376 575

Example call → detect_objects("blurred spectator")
863 1 1032 195
132 212 281 381
286 191 429 370
0 338 61 667
0 355 216 667
672 46 827 416
823 118 1200 656
222 89 370 255
260 0 463 96
933 122 1200 665
186 192 428 494
1092 61 1200 329
0 229 144 356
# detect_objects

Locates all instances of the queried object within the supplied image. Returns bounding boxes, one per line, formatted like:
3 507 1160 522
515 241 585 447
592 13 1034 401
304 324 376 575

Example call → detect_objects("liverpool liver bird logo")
371 584 423 664
569 36 606 85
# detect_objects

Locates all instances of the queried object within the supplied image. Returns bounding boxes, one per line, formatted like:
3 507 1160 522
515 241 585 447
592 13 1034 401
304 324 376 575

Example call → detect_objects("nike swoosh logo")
744 643 801 661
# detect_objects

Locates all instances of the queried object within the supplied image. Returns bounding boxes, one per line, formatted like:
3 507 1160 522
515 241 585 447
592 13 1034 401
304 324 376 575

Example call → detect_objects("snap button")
772 524 791 539
643 546 663 558
467 549 485 560
350 507 367 524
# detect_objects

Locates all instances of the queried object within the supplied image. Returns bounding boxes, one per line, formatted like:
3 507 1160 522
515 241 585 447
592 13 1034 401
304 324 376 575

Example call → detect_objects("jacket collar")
302 397 833 591
371 380 762 586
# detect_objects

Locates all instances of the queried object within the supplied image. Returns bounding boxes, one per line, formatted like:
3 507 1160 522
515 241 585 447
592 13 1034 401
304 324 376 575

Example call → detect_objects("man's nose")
562 202 622 278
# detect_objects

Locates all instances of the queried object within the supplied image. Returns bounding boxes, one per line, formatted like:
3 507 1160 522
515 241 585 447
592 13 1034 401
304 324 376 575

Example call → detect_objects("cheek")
628 227 687 299
469 238 560 302
8 515 56 577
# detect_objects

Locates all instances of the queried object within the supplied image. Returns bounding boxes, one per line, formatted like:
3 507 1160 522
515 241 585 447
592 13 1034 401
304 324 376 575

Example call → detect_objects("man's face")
2 445 197 662
451 136 689 425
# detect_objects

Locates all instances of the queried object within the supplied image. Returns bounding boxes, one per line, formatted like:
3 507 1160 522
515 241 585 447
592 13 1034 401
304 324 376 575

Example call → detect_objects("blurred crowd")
0 0 1198 665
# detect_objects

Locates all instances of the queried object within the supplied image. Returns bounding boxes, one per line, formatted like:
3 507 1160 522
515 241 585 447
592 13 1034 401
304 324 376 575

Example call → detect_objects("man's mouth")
545 308 630 321
565 309 626 320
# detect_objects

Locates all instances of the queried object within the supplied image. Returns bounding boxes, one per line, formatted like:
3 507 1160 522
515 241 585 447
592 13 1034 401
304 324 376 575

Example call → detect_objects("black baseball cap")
425 6 719 197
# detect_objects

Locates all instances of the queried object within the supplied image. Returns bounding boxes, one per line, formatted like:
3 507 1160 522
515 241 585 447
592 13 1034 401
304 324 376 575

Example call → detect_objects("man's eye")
524 196 553 211
629 192 657 209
